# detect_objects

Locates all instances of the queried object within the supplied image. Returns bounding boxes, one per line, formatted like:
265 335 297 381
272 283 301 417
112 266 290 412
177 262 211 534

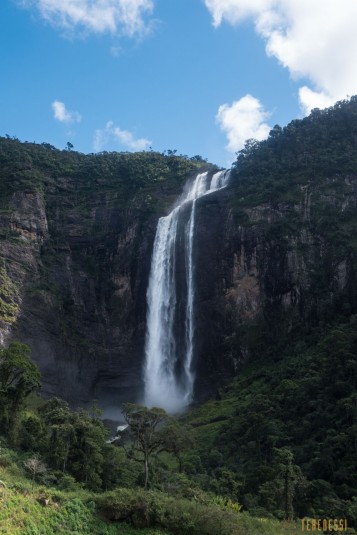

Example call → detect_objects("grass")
0 486 168 535
0 457 304 535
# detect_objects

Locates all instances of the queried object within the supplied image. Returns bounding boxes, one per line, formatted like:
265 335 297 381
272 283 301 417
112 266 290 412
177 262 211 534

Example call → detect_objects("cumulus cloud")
52 100 81 123
216 94 271 153
204 0 357 114
205 0 274 27
93 121 151 151
298 87 336 117
22 0 154 37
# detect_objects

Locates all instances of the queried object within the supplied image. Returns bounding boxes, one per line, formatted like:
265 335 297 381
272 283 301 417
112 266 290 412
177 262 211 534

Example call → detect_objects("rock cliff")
1 98 357 411
193 173 357 400
0 142 211 412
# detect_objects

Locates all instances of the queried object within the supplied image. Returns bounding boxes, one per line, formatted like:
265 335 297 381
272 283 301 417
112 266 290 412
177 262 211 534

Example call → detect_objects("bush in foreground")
96 488 297 535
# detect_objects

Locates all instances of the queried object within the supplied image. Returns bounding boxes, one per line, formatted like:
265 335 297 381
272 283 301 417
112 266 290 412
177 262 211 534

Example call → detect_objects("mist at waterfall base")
143 170 230 413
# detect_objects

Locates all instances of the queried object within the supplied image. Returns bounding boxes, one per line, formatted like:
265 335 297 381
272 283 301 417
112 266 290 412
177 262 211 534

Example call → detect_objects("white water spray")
143 170 230 412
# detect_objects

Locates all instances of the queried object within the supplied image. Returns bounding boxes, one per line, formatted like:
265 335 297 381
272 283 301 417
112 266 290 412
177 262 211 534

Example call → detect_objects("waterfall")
143 169 230 412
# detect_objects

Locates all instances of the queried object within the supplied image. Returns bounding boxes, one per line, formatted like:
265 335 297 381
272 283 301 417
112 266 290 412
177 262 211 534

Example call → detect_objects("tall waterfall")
143 169 230 412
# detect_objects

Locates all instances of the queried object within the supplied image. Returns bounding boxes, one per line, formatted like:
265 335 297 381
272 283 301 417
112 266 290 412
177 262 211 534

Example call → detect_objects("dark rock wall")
192 175 357 400
0 145 211 412
7 187 156 410
0 143 356 411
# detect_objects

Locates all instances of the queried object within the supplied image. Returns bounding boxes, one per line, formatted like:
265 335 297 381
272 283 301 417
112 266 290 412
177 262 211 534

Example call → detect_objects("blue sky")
1 1 357 167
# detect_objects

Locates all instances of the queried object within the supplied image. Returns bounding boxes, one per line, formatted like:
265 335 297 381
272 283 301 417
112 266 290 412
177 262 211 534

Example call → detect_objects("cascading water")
143 169 230 412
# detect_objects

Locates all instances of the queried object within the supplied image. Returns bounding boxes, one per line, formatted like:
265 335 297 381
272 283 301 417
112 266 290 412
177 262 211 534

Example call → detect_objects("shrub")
96 488 246 535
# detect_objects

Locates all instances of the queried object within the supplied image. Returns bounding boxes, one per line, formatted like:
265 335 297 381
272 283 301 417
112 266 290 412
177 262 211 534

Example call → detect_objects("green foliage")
160 422 195 473
0 135 213 208
0 456 299 535
121 405 199 490
34 398 108 490
0 343 41 437
257 448 302 521
19 413 47 451
231 97 357 207
96 488 295 535
101 444 141 490
0 258 19 322
208 494 243 513
183 321 357 525
0 482 170 534
122 403 170 489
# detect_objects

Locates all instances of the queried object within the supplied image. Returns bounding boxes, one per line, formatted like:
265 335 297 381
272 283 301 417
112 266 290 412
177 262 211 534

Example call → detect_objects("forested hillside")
0 98 356 532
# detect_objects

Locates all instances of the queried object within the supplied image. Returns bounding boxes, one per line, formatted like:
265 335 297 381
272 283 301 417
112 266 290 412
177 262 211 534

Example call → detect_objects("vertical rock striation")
192 174 357 400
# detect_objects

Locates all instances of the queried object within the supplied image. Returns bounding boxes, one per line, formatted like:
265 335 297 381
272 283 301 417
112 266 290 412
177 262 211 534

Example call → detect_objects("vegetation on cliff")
0 138 212 213
0 98 357 532
231 96 357 205
0 139 217 406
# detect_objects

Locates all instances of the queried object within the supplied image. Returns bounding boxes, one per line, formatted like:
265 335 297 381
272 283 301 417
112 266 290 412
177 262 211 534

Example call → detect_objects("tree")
39 399 108 488
19 413 46 452
39 398 74 472
24 455 47 490
161 422 194 473
0 342 41 436
122 403 169 489
69 409 107 490
258 448 302 520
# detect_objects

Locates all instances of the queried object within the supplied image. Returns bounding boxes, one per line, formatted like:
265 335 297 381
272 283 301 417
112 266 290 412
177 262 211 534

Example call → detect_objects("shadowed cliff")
0 143 212 411
192 97 357 400
1 97 357 412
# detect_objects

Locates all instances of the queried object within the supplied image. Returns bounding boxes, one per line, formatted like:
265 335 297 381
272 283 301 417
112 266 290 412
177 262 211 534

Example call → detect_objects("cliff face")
1 99 357 410
9 188 152 409
0 183 153 410
192 174 357 400
190 98 357 400
0 142 210 412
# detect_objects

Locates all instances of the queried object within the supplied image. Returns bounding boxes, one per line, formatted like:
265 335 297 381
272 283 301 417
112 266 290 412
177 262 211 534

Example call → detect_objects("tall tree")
122 403 169 489
39 398 73 471
258 448 302 520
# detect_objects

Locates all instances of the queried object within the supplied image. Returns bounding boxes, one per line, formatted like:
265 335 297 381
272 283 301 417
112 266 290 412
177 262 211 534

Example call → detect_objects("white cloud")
216 94 271 153
93 121 151 151
204 0 274 27
23 0 154 37
52 100 81 123
298 87 335 117
204 0 357 114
